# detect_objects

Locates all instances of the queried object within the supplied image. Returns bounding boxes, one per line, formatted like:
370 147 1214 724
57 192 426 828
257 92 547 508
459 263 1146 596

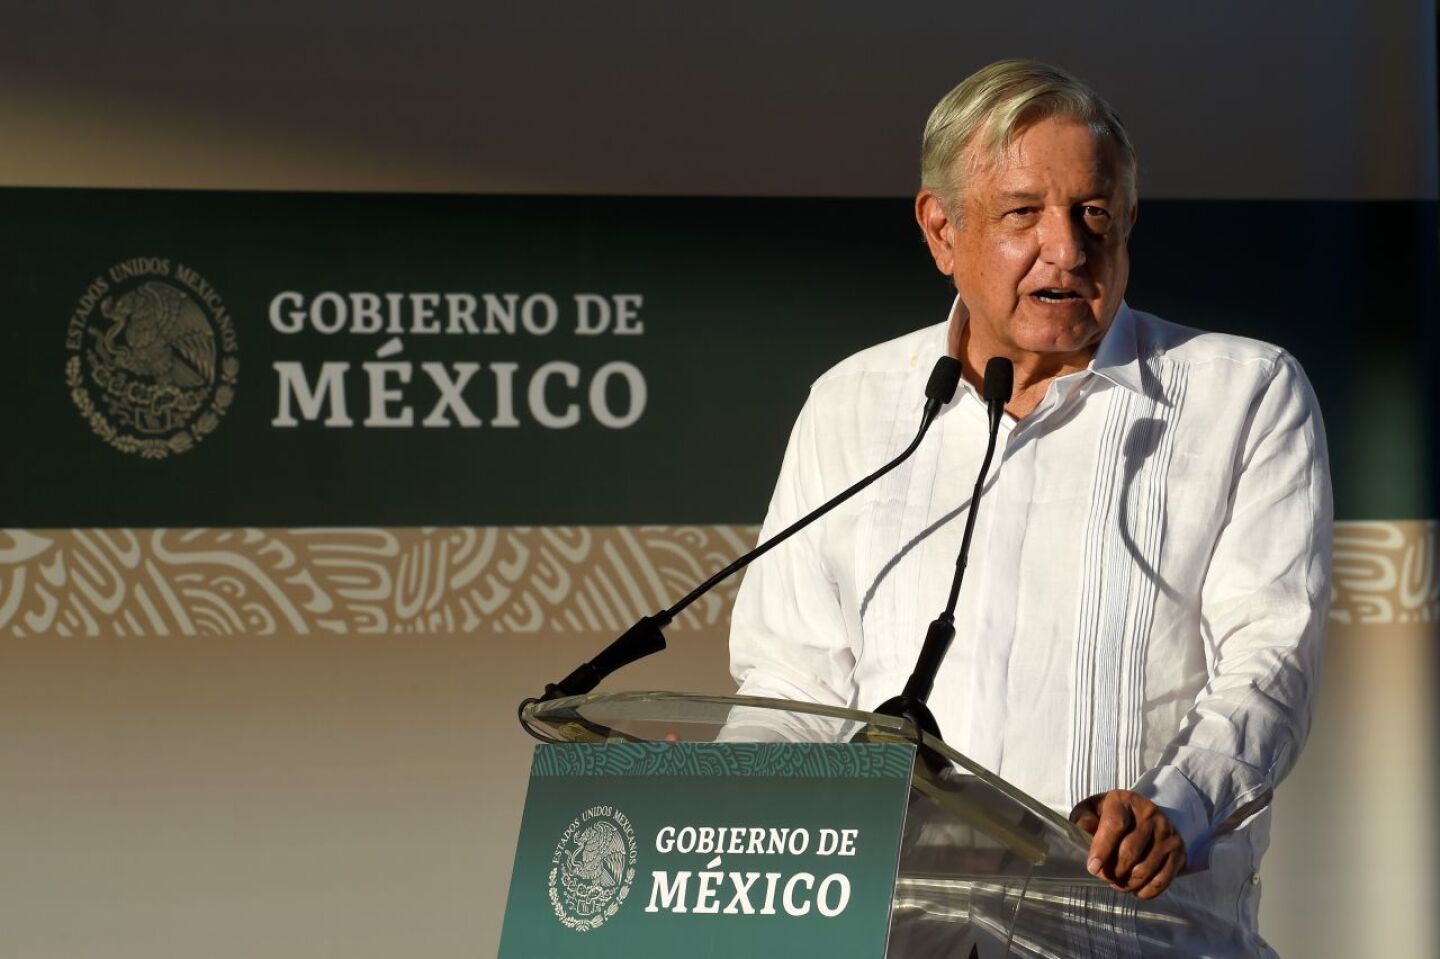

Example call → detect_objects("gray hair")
920 59 1137 213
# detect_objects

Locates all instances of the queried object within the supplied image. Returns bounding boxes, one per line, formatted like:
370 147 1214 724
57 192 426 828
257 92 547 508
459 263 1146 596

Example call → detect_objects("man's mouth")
1031 288 1085 303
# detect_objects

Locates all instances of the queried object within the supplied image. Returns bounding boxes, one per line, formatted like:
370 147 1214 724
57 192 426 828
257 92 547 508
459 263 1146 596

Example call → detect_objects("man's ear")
1126 199 1139 239
915 189 958 276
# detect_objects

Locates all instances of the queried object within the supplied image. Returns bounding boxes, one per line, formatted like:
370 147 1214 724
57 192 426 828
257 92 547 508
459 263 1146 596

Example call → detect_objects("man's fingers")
1086 795 1134 881
1113 827 1156 887
1136 847 1187 900
1122 831 1179 892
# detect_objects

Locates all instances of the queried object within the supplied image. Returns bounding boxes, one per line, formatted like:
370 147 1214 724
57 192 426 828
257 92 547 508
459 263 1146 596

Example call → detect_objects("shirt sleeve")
1133 352 1333 869
729 389 857 709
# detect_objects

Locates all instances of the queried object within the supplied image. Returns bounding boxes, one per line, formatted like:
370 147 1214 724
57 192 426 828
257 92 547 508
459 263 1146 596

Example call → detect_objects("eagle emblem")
65 261 238 458
547 806 639 931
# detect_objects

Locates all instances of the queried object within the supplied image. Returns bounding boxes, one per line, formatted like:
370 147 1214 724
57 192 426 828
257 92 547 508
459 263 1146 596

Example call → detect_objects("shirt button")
1251 873 1261 885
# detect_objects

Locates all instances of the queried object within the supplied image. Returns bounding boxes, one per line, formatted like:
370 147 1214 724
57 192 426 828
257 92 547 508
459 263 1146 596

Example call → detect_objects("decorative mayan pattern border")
1330 520 1438 625
0 526 759 637
0 521 1433 637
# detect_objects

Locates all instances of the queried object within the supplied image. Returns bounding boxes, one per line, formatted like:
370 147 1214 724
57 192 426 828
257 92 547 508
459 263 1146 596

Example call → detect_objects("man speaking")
730 60 1331 952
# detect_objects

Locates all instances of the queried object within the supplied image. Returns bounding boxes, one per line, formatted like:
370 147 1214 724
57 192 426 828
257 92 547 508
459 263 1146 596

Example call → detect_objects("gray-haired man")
731 59 1331 954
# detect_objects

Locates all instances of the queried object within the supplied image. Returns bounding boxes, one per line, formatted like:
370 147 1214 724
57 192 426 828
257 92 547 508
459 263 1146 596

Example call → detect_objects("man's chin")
1007 319 1107 357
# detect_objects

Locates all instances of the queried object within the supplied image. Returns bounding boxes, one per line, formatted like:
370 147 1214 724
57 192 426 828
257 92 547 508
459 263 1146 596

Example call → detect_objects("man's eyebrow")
992 191 1044 205
991 186 1119 207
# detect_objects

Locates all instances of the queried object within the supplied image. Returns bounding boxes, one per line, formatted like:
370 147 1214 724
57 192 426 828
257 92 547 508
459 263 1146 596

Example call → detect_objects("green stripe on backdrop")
1 189 1432 526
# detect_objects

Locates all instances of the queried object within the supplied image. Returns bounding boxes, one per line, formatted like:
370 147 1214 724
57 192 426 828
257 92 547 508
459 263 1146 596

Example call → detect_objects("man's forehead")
963 120 1123 200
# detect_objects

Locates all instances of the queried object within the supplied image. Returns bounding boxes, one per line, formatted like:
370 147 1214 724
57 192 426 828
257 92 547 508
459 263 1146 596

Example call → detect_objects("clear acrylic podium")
521 690 1232 958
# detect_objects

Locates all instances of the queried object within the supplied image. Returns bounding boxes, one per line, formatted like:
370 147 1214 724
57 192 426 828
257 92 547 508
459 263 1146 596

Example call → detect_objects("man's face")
927 116 1133 358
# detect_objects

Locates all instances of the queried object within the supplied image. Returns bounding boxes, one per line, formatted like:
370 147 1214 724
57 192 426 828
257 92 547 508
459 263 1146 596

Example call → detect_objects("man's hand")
1069 790 1187 899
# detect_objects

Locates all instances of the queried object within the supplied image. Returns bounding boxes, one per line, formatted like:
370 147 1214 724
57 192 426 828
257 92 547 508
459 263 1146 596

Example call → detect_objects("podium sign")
498 742 914 958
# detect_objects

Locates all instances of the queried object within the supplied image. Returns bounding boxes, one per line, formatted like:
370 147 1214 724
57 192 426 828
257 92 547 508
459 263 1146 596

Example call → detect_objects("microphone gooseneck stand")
518 356 965 739
870 356 1015 748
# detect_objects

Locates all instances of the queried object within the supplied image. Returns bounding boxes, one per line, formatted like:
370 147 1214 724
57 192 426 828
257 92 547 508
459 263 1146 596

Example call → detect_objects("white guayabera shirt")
730 299 1332 955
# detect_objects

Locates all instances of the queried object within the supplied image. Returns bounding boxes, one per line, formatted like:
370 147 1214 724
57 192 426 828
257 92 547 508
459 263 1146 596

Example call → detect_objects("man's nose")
1038 209 1087 271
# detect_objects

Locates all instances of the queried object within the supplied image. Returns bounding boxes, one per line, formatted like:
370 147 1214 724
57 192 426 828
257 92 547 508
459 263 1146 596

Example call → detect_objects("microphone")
520 355 964 725
984 357 1013 434
871 356 1014 742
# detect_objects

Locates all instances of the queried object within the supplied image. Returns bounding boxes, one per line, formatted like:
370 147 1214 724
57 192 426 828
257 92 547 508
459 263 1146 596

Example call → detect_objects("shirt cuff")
1131 765 1212 871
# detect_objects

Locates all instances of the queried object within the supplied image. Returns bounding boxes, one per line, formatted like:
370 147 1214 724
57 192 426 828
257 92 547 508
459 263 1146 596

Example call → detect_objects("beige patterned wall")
0 521 1434 639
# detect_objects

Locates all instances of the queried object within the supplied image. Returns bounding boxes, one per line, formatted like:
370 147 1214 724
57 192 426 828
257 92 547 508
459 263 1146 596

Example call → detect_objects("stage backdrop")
1 3 1437 958
0 188 1435 958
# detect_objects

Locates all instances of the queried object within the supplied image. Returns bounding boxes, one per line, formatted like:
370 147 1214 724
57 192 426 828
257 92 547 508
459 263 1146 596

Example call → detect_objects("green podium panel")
499 741 914 959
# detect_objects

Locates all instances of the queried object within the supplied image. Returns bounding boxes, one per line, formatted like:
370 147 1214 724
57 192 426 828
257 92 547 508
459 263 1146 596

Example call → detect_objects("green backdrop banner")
2 188 1433 527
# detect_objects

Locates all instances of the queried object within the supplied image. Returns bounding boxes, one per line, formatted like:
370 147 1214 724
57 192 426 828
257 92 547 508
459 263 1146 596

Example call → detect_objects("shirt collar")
1089 302 1144 396
941 296 1145 397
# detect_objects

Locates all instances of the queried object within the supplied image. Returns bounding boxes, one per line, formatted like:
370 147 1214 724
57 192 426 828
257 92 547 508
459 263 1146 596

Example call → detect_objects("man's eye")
1006 207 1039 218
1080 206 1113 235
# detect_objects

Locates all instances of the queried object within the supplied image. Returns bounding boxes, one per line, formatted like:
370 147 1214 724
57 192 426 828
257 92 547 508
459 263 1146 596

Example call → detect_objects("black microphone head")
983 357 1014 406
925 356 963 405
